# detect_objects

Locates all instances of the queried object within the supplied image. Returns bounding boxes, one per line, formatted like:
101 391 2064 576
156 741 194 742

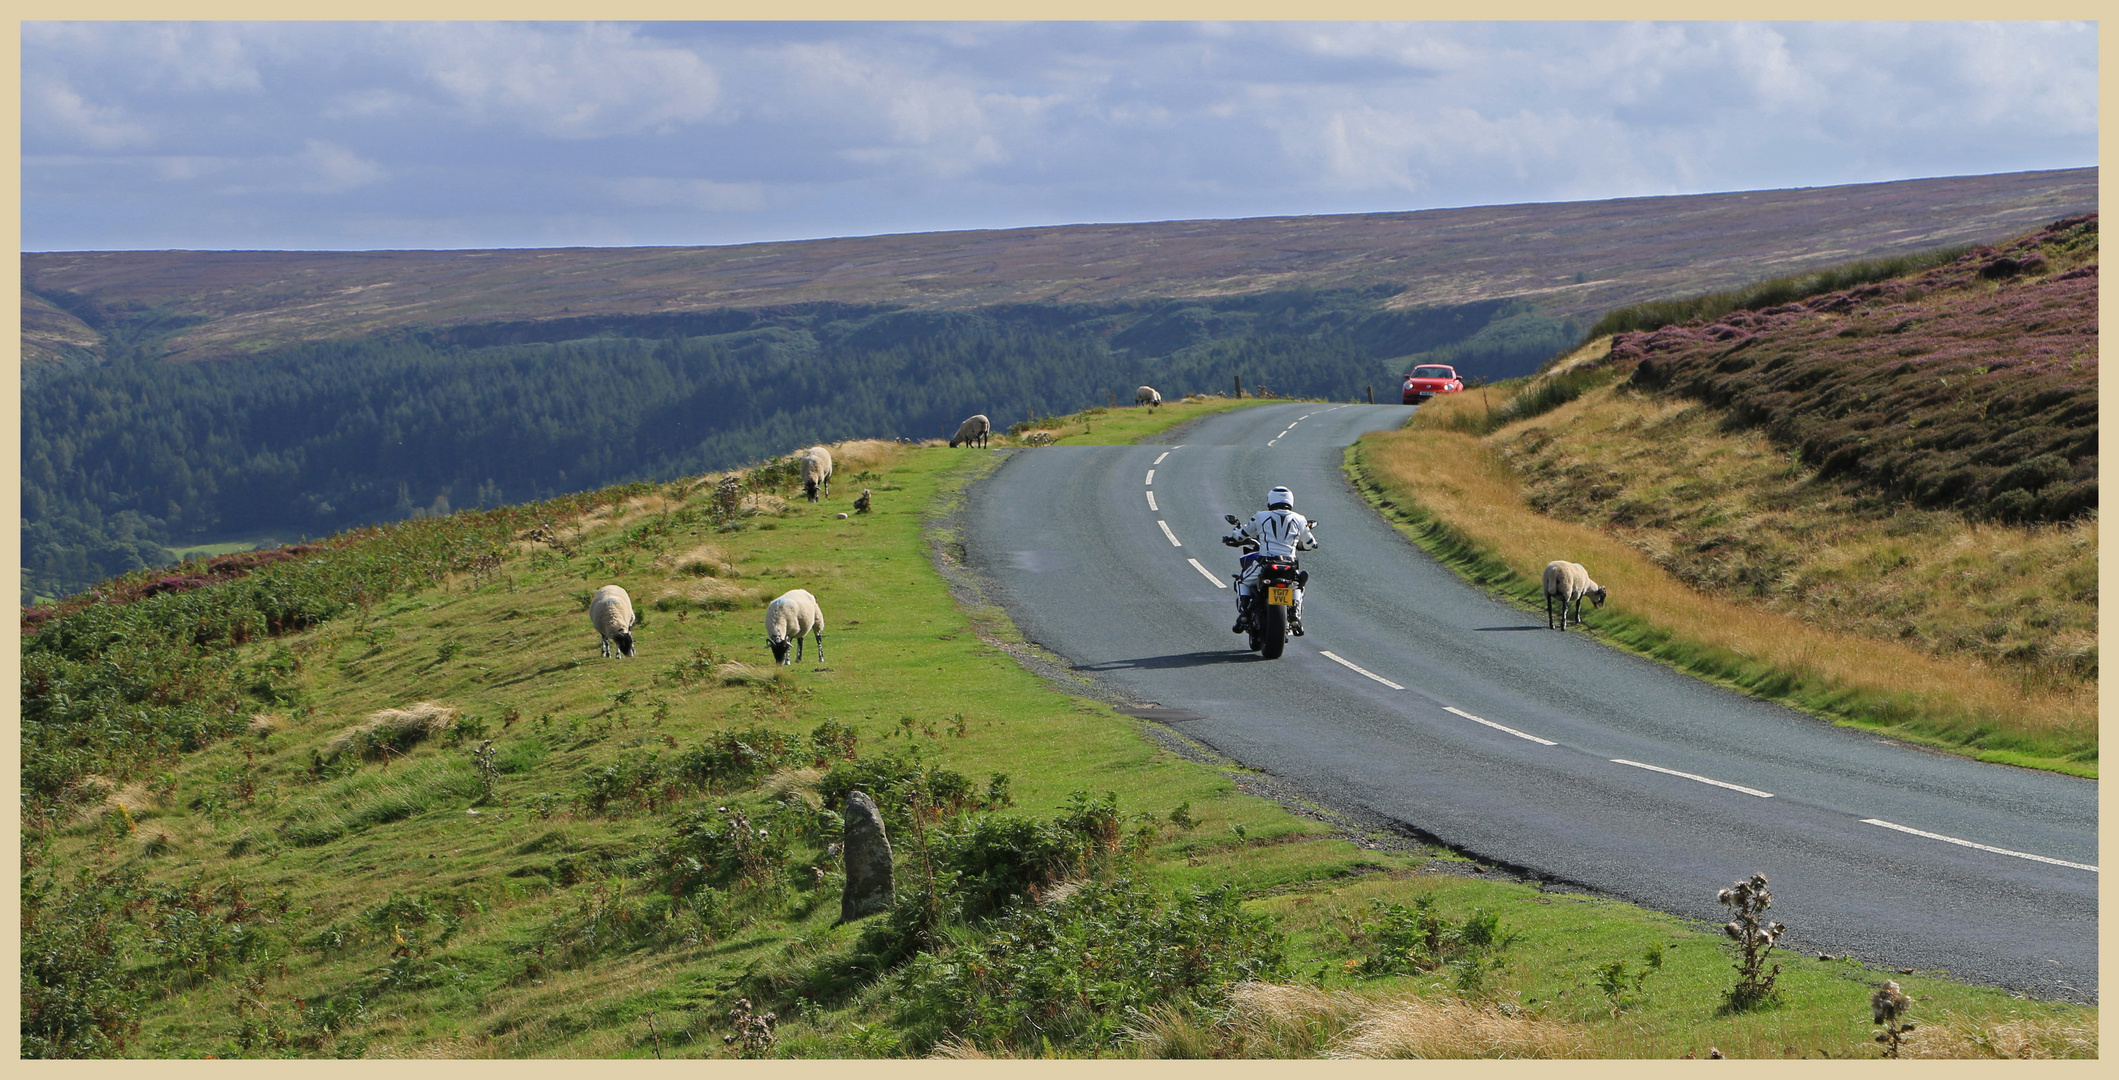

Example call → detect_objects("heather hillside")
1618 215 2097 525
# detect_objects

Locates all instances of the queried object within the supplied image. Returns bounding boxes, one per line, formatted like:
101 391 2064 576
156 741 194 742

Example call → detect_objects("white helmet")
1266 486 1294 509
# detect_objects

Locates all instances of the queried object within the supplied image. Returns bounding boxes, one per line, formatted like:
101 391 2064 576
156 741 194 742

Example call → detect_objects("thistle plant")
1871 980 1916 1058
1717 873 1785 1010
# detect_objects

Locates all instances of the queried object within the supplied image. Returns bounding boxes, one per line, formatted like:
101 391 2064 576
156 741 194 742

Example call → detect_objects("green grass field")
22 401 2094 1059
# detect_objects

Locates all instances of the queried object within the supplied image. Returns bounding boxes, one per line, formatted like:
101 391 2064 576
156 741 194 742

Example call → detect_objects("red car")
1401 364 1465 404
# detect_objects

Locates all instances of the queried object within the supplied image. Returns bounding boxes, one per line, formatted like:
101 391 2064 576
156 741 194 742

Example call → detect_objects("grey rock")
839 790 894 924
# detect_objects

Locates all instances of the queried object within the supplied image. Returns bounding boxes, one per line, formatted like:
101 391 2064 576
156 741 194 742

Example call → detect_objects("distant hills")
20 167 2096 367
16 168 2099 601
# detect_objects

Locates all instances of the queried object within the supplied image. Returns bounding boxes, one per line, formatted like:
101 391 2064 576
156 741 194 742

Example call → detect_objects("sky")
20 20 2100 252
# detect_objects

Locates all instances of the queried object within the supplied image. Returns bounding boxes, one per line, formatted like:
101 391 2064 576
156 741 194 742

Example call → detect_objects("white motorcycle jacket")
1228 508 1317 559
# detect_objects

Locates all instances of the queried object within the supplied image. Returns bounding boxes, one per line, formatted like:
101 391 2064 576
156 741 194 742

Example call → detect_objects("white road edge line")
1157 520 1182 547
1145 491 1158 511
1863 819 2097 873
1319 651 1405 690
1443 706 1557 746
1186 558 1228 588
1145 469 1155 485
1612 759 1773 798
1153 451 1170 465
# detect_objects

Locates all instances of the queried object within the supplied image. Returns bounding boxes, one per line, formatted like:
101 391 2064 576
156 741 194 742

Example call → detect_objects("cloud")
25 78 152 150
608 177 769 212
392 22 725 138
297 139 386 193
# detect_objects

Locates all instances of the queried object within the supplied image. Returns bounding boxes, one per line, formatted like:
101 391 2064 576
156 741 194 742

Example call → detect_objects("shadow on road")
1474 625 1547 632
1078 650 1268 671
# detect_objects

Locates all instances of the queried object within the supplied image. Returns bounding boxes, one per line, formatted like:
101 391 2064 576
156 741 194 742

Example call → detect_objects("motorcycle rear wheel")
1257 603 1287 659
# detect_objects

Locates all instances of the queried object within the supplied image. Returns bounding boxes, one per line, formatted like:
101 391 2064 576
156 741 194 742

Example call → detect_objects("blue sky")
20 20 2099 251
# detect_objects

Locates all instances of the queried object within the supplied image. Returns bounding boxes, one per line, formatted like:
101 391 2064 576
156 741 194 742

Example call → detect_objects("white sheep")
949 414 991 448
801 445 834 503
1542 561 1608 631
590 584 638 657
766 588 825 665
1135 385 1162 409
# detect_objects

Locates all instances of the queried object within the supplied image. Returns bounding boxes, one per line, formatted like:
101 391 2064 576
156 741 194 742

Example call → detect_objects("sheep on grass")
801 445 834 502
1542 561 1608 630
949 414 991 448
590 584 638 657
766 588 825 665
1136 385 1162 409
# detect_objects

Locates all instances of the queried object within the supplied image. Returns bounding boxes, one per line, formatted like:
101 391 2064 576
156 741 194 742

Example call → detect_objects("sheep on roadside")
949 414 991 448
1542 561 1608 631
590 584 637 657
1136 385 1162 409
766 588 825 665
801 445 834 503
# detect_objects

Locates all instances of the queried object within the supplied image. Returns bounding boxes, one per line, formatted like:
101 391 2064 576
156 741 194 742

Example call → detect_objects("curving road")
963 403 2097 1001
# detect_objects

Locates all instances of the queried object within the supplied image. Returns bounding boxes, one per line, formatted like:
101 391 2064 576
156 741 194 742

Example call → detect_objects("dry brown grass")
1362 399 2092 752
830 438 910 472
1126 982 1587 1059
321 702 460 761
1899 1013 2101 1059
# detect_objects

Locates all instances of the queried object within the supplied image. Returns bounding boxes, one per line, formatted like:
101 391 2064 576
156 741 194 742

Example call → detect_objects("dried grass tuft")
247 712 283 736
1901 1014 2100 1059
323 702 459 760
1128 983 1587 1059
830 438 908 471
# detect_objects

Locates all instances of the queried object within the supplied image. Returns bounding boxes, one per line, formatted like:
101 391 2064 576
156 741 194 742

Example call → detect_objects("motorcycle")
1222 513 1318 660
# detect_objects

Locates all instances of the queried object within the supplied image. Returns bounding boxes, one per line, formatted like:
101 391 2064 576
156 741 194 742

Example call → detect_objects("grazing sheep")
1542 561 1608 631
766 588 825 665
949 414 991 448
854 488 872 514
590 584 638 657
801 445 834 503
1136 385 1162 409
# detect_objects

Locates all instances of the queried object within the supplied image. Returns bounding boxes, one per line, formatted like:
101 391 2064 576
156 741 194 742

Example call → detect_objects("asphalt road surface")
963 402 2097 1001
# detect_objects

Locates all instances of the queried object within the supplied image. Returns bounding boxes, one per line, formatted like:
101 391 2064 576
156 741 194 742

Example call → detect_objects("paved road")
964 403 2097 1001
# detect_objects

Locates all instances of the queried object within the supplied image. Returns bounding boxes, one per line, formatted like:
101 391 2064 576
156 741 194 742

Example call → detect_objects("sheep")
1135 385 1162 409
1542 561 1608 631
766 588 825 665
801 445 834 503
949 414 991 448
590 584 638 657
854 488 872 514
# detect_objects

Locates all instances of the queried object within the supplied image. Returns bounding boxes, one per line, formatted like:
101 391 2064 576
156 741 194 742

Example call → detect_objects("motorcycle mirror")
1224 514 1240 525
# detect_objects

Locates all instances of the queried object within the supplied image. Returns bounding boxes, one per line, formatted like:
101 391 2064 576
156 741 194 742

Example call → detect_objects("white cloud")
296 140 386 193
26 79 152 150
392 22 724 138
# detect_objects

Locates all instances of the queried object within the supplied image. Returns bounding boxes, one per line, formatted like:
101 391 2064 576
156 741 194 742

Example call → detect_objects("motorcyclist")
1223 486 1317 636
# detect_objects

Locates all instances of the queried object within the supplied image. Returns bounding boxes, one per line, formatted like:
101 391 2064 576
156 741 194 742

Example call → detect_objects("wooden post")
1234 374 1243 399
1366 385 1373 404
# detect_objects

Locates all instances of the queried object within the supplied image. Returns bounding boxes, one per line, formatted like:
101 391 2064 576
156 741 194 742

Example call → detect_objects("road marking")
1145 491 1158 511
1145 469 1155 485
1153 451 1170 465
1187 558 1227 588
1611 759 1773 798
1862 819 2097 873
1320 651 1405 690
1266 439 1278 446
1157 520 1182 546
1443 706 1557 746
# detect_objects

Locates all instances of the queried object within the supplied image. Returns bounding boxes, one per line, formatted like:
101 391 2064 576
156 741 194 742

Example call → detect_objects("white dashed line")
1320 651 1405 690
1863 819 2097 873
1145 470 1155 485
1612 759 1773 798
1266 439 1278 447
1186 558 1228 588
1153 451 1170 465
1157 520 1182 547
1145 491 1158 511
1443 706 1557 746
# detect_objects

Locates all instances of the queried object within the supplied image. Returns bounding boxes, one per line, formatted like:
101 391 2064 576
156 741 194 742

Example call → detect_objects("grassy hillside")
21 401 2095 1059
1349 220 2096 774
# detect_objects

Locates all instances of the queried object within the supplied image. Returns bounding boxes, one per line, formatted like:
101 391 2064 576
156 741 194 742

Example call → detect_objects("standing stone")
838 790 895 924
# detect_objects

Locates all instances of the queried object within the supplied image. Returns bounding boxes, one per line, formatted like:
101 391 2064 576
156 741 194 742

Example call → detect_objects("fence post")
1366 385 1373 404
1234 374 1243 399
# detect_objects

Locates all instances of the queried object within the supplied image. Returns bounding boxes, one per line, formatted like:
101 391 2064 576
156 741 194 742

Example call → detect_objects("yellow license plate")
1267 585 1294 606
